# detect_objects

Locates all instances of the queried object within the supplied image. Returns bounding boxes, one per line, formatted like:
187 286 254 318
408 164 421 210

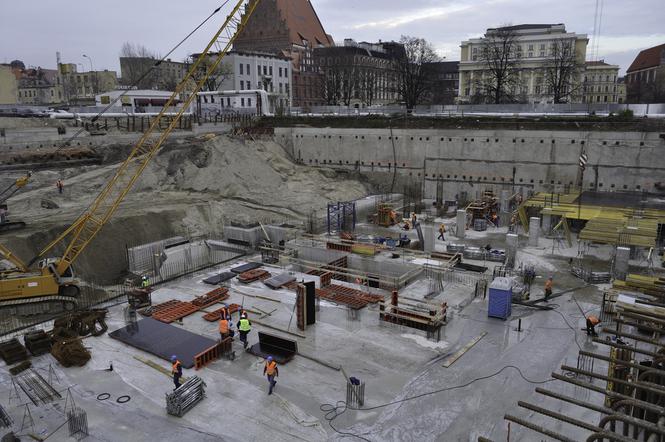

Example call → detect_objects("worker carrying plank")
544 276 553 302
586 315 600 337
263 356 279 395
171 355 183 390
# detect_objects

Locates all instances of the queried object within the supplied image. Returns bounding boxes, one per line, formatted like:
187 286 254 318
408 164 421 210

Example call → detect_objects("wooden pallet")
140 299 180 317
316 287 368 309
202 303 241 322
191 287 230 309
327 284 384 303
152 301 200 323
238 269 271 284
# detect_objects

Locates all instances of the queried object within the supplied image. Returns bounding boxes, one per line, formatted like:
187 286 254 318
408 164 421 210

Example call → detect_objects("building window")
539 44 545 50
279 67 282 77
240 80 244 90
240 63 244 75
227 98 231 106
263 66 267 75
604 95 608 102
246 64 250 75
248 98 252 107
279 83 283 93
269 66 273 76
241 98 245 106
528 52 533 58
528 44 534 51
539 51 545 57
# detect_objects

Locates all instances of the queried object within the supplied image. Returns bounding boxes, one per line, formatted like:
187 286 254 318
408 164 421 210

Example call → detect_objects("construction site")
2 3 665 442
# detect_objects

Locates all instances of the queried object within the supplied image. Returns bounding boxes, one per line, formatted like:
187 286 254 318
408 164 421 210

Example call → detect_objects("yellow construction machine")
0 0 259 316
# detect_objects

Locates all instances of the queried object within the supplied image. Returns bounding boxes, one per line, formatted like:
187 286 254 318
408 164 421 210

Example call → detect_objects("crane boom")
31 0 260 275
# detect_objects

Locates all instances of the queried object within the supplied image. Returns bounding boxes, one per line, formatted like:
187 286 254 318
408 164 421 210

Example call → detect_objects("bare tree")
395 36 440 110
320 66 342 105
119 42 160 88
340 67 358 106
476 27 522 104
359 70 378 106
185 54 233 92
543 39 584 103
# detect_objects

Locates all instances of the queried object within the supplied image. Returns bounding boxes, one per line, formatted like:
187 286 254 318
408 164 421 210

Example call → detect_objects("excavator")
0 0 259 316
0 171 31 233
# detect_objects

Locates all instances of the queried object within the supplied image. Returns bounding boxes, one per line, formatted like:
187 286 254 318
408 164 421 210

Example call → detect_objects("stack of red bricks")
238 269 271 284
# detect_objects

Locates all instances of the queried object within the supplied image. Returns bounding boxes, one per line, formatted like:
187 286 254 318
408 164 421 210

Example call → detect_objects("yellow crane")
0 171 31 233
0 0 260 315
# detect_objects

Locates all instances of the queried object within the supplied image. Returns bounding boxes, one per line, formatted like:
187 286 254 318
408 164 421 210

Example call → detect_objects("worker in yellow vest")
263 356 279 395
238 313 252 349
171 355 182 390
438 223 446 241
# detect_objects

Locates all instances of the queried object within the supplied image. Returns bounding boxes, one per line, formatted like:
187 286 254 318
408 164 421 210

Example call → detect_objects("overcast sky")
1 0 663 75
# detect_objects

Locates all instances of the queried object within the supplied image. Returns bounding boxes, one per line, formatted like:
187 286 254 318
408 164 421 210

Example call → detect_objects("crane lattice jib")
34 0 260 275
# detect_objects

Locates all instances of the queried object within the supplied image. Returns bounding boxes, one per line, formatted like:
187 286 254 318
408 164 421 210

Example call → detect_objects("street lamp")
82 54 96 98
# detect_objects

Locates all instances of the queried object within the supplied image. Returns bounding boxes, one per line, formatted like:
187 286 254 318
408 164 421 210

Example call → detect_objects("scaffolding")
327 201 356 235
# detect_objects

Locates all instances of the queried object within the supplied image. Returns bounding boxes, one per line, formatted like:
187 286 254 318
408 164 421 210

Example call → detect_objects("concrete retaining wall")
275 127 665 200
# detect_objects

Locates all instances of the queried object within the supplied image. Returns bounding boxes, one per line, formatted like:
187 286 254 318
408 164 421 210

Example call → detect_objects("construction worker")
237 313 252 349
56 179 64 194
263 356 279 395
389 210 397 225
491 213 499 227
141 275 149 288
544 276 553 302
171 355 182 390
402 220 411 231
438 223 446 241
219 306 233 341
586 315 601 337
411 213 417 226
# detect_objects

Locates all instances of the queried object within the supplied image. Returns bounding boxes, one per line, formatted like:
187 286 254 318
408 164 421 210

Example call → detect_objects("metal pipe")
561 365 665 396
593 338 661 358
621 311 665 328
602 327 664 347
551 373 665 415
517 401 600 432
578 350 665 377
535 387 612 415
599 414 665 438
503 414 577 442
615 317 665 335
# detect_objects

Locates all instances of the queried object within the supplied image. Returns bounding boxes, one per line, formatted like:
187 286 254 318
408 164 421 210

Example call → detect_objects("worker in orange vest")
263 355 279 395
218 305 234 341
544 276 553 302
170 355 182 390
586 315 601 337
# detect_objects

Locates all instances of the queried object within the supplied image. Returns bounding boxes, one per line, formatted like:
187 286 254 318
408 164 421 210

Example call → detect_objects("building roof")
277 0 334 47
626 43 665 73
491 23 563 32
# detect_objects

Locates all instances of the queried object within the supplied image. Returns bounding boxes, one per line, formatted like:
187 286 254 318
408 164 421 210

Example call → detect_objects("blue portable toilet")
488 277 512 320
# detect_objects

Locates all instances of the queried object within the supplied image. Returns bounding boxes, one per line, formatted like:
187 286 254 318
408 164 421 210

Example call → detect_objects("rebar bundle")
15 369 61 406
165 376 206 417
67 407 89 440
0 404 12 428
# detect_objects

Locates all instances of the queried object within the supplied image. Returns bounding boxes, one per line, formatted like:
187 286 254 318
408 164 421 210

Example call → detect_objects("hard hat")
171 355 177 362
142 275 148 280
267 356 273 362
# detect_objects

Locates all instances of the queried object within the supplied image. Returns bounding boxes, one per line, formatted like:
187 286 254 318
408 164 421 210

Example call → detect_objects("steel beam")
504 414 577 442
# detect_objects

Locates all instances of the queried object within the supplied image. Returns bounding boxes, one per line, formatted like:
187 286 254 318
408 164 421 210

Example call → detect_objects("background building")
59 62 118 105
17 67 62 105
313 39 402 107
119 57 187 91
234 0 334 108
582 60 621 104
458 24 588 104
0 65 19 104
625 43 665 103
422 61 459 105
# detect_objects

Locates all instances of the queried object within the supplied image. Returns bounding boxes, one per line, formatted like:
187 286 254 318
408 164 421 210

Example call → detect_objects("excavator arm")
0 243 28 273
0 171 31 205
27 0 260 276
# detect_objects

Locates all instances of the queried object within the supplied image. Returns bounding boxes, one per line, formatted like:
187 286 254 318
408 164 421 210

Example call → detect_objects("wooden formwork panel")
191 288 230 309
194 343 222 370
202 303 241 322
152 301 200 323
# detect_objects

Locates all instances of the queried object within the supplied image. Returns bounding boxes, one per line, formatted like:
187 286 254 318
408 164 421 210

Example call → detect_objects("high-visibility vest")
588 315 600 325
265 361 277 376
141 279 149 288
219 319 229 334
439 224 445 233
239 318 251 332
172 360 181 375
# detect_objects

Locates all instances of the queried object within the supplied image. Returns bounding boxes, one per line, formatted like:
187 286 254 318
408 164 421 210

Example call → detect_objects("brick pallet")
316 287 368 310
238 269 271 284
152 301 200 324
202 303 241 322
327 284 384 303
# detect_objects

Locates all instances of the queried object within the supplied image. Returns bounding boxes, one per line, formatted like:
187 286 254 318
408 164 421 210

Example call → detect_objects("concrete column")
499 190 510 213
614 246 630 280
528 217 540 247
506 233 518 269
456 210 466 238
421 225 435 253
542 214 552 233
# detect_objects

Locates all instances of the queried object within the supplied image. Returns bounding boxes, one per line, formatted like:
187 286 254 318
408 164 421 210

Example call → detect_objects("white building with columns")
458 24 588 104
